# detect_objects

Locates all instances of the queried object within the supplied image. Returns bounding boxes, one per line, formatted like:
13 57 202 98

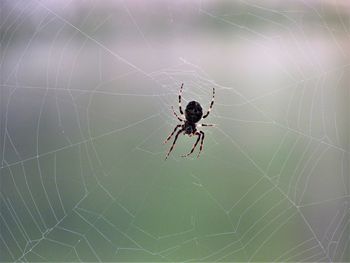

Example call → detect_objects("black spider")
164 83 215 159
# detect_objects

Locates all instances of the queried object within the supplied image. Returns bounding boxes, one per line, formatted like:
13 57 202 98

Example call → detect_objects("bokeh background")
1 0 349 262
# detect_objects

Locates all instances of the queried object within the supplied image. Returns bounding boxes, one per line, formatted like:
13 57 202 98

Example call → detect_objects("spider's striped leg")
171 106 184 122
197 131 205 158
181 131 201 157
203 87 215 119
164 124 182 144
178 83 184 115
198 123 215 127
165 128 184 160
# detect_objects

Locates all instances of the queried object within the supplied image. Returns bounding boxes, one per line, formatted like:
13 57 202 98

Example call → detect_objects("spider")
164 83 215 159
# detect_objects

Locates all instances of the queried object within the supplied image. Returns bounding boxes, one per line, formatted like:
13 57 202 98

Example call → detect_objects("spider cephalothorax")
164 83 215 159
184 121 196 135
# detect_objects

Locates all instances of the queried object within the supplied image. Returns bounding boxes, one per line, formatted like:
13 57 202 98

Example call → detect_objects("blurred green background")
1 0 349 262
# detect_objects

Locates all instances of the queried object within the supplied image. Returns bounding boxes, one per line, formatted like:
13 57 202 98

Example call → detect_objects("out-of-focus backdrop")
1 0 349 262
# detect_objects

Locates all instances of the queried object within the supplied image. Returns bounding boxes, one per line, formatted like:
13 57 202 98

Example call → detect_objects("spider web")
0 0 349 262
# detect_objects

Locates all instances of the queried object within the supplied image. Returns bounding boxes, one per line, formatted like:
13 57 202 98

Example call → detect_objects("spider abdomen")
185 101 203 123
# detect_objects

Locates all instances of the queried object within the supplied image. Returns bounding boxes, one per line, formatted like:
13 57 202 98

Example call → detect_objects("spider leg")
171 106 184 122
197 131 205 158
165 128 184 160
198 123 215 127
164 124 182 144
178 83 184 115
181 131 201 157
203 87 215 119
